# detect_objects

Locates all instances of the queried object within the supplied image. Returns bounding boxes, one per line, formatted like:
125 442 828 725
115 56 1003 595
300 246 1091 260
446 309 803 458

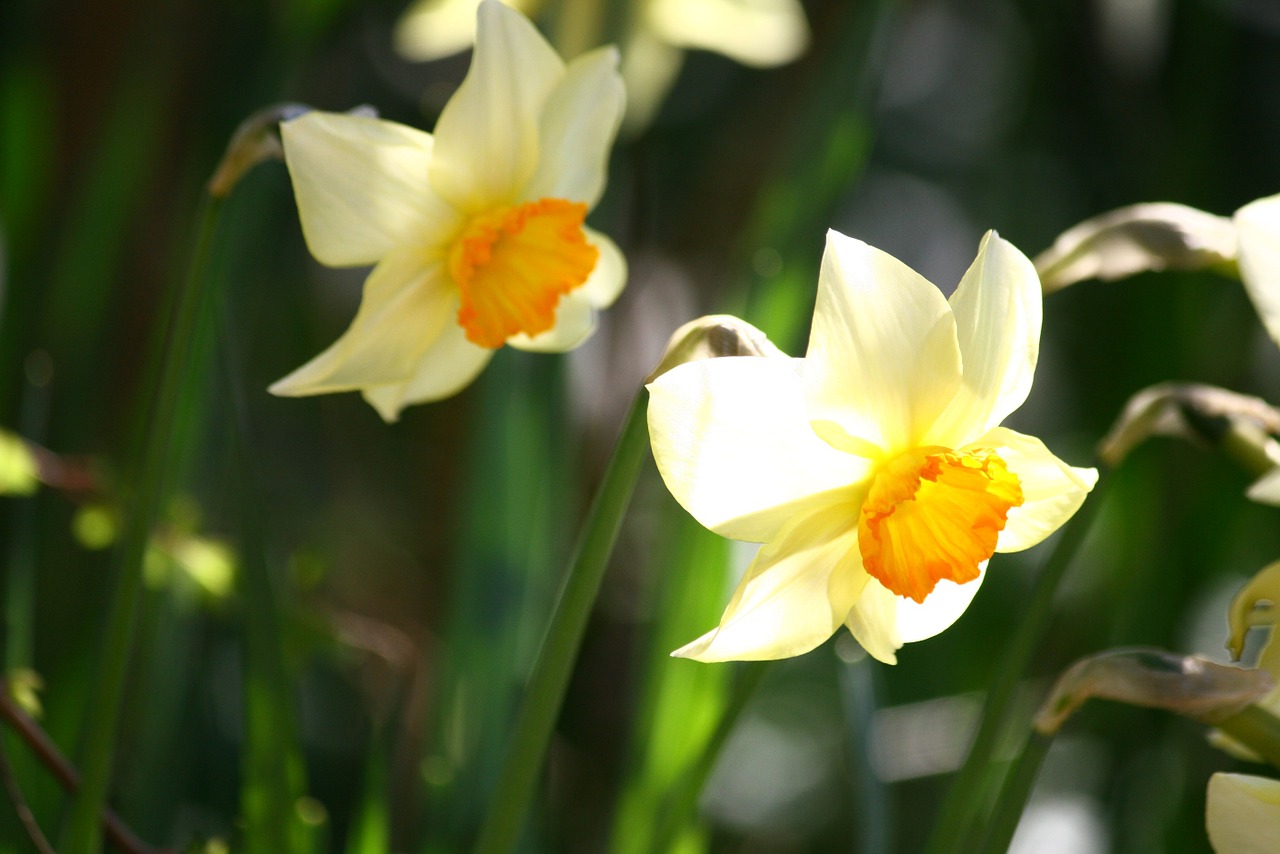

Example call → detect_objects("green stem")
473 392 650 854
924 471 1111 854
646 661 771 854
61 196 225 854
974 733 1052 854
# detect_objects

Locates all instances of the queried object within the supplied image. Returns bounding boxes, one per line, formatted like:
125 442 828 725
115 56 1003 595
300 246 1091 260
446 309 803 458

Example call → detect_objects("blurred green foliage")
1 0 1280 851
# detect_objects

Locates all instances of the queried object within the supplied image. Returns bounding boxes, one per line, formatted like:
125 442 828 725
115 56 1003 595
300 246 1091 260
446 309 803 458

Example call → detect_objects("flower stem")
473 392 650 854
924 471 1111 854
1215 705 1280 769
61 196 225 854
973 733 1052 854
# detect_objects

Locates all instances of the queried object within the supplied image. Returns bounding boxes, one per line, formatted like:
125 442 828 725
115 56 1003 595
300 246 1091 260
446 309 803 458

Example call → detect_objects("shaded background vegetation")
3 0 1280 850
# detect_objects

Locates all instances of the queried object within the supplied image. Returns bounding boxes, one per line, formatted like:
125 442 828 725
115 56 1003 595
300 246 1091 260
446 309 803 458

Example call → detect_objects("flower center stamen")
858 446 1024 604
447 198 598 348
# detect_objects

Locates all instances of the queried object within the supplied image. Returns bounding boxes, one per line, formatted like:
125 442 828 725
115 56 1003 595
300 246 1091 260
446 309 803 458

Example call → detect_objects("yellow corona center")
447 198 599 349
858 446 1024 604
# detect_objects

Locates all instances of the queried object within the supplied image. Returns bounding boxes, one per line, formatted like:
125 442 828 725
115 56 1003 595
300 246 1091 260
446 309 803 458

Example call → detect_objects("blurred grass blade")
644 661 770 854
838 651 891 854
345 741 390 854
237 490 314 854
736 0 898 350
420 356 573 851
609 511 732 854
61 195 225 854
974 733 1052 854
474 392 649 854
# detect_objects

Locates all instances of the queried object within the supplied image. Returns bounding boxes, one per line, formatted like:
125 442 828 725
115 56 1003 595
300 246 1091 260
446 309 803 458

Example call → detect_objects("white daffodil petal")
523 46 625 209
270 250 452 397
506 291 595 352
282 113 456 267
428 0 564 212
394 0 485 62
928 231 1042 443
845 577 902 665
618 29 685 132
804 230 963 453
974 427 1098 553
673 505 866 662
648 356 872 542
1246 467 1280 506
1234 193 1280 348
360 319 494 421
646 0 809 67
896 568 986 643
578 228 627 308
1206 773 1280 854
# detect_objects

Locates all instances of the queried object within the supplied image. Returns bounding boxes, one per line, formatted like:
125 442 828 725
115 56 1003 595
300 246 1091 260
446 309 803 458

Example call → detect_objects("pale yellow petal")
394 0 485 62
896 569 986 643
360 319 494 420
845 578 901 665
506 291 595 352
281 112 458 267
522 46 625 209
1247 467 1280 506
845 572 984 664
646 0 809 67
926 231 1042 444
1234 193 1280 349
269 249 453 397
673 504 866 662
648 355 872 543
428 0 564 212
577 227 627 308
804 229 962 455
618 28 684 132
1206 773 1280 854
970 427 1097 553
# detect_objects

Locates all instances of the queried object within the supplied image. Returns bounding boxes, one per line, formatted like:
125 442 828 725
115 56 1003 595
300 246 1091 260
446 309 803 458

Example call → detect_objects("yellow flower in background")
1233 195 1280 505
647 229 1097 664
271 0 626 420
1217 559 1280 761
0 429 39 495
1206 772 1280 854
1233 193 1280 351
394 0 809 129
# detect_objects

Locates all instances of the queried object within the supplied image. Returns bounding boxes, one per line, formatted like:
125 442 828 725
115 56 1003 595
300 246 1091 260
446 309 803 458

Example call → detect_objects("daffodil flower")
647 229 1097 664
1207 772 1280 854
270 0 626 420
393 0 808 130
1215 560 1280 761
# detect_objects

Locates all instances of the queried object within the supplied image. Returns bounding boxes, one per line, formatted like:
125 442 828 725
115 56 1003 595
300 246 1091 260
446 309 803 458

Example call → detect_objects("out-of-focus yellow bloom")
0 429 39 495
1234 194 1280 352
1234 195 1280 505
1216 560 1280 760
394 0 808 129
1207 772 1280 854
271 0 626 420
647 229 1097 664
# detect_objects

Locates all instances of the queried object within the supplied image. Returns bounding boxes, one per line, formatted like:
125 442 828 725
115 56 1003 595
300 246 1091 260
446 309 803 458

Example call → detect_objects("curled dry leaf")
1097 382 1280 480
1034 647 1273 735
1035 202 1238 294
